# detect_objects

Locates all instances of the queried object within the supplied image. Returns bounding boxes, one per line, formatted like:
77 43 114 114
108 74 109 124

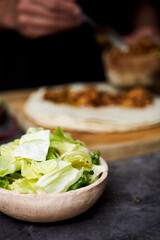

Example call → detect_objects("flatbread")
24 83 160 132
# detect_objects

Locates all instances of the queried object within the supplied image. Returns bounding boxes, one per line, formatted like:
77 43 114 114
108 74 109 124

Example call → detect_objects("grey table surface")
0 117 160 240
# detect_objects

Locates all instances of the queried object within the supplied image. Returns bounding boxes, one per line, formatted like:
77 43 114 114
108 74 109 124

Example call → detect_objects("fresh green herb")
67 170 94 191
91 151 100 165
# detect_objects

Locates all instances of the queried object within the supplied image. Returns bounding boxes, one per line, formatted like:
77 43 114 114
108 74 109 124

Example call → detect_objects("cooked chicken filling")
43 86 152 108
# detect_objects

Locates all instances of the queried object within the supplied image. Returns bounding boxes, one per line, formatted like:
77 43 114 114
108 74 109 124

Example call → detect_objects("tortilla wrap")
24 83 160 132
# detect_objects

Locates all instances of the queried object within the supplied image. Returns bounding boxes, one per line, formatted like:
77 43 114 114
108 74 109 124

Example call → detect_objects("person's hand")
0 0 83 38
124 26 160 45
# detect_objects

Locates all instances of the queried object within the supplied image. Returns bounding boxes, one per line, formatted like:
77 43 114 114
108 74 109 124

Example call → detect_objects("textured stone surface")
0 127 160 240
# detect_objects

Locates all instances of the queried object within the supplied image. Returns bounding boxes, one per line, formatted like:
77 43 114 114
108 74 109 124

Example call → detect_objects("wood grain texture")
1 88 160 161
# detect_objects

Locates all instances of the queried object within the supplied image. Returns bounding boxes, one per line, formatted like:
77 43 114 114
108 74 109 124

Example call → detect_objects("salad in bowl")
0 127 107 194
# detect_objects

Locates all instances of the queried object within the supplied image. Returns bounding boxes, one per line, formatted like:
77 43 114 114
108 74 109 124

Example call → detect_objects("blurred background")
1 1 160 235
0 0 160 90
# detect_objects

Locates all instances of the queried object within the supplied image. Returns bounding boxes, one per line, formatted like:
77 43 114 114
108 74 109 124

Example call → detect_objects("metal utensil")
81 13 129 53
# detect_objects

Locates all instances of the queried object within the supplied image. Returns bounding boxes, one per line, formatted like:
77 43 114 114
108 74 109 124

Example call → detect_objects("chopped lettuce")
50 126 76 144
88 164 107 184
31 160 57 174
46 151 57 160
21 160 41 179
49 126 85 155
9 178 37 194
60 144 92 168
0 176 10 189
21 159 58 179
0 172 22 189
0 156 21 177
35 161 83 194
67 170 94 191
0 140 20 163
7 172 23 183
50 141 76 156
13 127 50 161
0 126 107 194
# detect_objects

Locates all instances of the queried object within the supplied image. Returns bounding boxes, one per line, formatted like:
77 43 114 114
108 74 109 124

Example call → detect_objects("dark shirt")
0 25 104 90
0 0 150 90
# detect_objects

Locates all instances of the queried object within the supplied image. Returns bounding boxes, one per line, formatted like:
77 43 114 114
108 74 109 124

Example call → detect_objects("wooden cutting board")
1 88 160 162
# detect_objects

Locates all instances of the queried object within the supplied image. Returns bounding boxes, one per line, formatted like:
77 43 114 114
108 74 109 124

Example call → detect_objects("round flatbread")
24 83 160 132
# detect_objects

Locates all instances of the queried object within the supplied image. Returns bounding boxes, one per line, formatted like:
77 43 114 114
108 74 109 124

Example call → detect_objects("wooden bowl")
102 51 160 88
0 158 108 222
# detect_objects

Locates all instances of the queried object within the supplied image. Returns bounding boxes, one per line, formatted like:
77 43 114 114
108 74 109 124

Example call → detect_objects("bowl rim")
104 50 160 63
0 157 108 199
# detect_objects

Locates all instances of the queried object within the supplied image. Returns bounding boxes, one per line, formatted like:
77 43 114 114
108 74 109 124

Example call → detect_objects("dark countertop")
0 118 160 240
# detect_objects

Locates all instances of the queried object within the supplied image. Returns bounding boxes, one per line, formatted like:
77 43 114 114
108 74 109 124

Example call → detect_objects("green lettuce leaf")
60 144 92 168
88 164 107 184
21 159 58 179
0 156 21 177
0 176 10 189
32 160 57 174
13 127 50 161
9 178 37 194
0 172 22 189
50 126 75 144
67 170 94 191
7 172 23 184
21 160 41 179
46 151 57 160
49 126 85 155
35 160 83 193
0 140 20 163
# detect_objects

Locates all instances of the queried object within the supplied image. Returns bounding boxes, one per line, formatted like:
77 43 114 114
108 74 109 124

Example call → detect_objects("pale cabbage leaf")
13 127 50 161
